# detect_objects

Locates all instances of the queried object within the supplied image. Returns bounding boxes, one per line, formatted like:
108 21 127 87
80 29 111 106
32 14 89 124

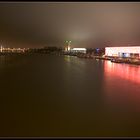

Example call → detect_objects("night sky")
0 2 140 48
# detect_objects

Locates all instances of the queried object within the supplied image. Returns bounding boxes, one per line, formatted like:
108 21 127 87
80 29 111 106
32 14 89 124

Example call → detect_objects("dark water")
0 54 140 137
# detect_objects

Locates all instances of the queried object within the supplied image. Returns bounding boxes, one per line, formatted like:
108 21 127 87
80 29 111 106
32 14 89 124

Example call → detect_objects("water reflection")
103 60 140 112
104 61 140 84
1 55 140 136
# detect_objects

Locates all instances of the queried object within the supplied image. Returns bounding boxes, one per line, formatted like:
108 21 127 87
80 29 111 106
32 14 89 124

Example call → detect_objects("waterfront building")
105 47 140 59
70 48 87 53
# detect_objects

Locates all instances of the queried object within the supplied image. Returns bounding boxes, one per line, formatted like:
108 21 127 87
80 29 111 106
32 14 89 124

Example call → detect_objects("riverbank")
68 53 140 65
1 51 140 65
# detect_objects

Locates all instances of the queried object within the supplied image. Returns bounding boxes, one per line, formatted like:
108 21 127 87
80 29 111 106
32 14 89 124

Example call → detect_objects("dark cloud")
0 2 140 48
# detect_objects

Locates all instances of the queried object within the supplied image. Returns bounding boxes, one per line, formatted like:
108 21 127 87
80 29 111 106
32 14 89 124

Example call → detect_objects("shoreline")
67 53 140 66
1 52 140 66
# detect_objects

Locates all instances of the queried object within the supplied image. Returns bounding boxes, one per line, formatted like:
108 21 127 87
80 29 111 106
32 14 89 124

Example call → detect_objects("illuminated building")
65 40 71 51
105 47 140 59
70 48 87 53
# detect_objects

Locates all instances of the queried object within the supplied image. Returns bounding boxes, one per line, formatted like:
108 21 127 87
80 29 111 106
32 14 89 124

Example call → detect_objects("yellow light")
68 46 70 51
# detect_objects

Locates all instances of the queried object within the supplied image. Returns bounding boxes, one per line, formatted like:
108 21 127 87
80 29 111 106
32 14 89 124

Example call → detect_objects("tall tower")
65 40 71 51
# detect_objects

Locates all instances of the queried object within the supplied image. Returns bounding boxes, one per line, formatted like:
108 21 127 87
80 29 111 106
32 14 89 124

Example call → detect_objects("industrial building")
105 47 140 59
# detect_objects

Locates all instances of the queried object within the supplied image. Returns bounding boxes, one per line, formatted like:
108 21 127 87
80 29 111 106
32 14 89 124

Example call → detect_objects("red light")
104 61 140 84
103 61 140 109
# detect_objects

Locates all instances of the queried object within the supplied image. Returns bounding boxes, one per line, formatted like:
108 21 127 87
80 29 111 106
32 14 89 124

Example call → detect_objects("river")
0 54 140 137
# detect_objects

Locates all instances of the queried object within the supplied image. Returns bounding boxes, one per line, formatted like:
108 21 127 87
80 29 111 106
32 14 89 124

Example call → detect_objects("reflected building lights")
103 60 140 109
104 61 140 84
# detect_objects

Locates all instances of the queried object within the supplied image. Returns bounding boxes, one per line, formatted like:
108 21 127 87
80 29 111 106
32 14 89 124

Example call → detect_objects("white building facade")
105 47 140 59
70 48 87 53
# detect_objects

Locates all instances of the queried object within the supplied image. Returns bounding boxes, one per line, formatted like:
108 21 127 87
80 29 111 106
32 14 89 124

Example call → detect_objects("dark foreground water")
0 54 140 137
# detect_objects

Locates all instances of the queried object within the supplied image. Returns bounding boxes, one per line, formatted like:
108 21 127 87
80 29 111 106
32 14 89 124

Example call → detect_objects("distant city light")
70 48 87 53
72 48 86 51
68 46 71 51
0 45 29 53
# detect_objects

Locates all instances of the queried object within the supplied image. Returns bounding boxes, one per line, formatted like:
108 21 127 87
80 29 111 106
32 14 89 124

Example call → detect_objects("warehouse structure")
105 47 140 59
